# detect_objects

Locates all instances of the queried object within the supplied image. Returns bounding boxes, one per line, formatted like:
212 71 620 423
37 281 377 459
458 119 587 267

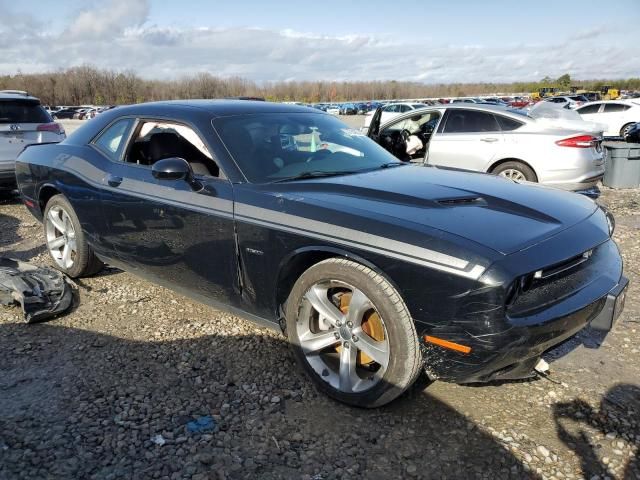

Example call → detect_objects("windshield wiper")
377 162 407 169
271 170 358 183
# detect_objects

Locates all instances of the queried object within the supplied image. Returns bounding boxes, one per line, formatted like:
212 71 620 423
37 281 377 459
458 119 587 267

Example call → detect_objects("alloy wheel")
499 168 526 181
45 206 77 270
297 280 390 393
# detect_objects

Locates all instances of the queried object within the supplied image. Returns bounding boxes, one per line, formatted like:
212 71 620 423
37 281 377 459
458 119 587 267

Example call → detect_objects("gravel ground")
0 176 638 478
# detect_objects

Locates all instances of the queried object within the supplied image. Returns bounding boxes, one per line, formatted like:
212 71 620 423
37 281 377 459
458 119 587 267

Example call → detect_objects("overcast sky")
1 0 638 83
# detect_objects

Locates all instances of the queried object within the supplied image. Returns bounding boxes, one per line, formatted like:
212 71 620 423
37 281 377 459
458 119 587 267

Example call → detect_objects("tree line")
1 66 639 106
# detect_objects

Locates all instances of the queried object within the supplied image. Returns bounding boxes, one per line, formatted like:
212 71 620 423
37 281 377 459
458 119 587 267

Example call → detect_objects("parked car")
450 98 484 104
582 92 602 102
623 122 640 143
481 98 510 107
366 102 605 194
326 105 341 115
543 95 589 109
509 97 531 108
340 103 357 115
575 100 640 137
362 102 426 130
15 101 627 407
0 90 65 193
53 108 81 120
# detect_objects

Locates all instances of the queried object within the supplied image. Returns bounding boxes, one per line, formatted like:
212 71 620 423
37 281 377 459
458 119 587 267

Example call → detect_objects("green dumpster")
603 142 640 189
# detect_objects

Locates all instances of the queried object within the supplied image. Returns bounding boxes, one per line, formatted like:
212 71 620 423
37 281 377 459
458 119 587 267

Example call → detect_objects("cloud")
569 25 611 41
65 0 150 39
0 1 637 83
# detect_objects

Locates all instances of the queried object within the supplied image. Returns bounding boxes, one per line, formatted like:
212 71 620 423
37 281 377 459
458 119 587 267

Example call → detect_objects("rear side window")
93 118 135 161
443 110 500 133
496 115 523 131
603 103 631 113
577 104 601 114
0 100 51 124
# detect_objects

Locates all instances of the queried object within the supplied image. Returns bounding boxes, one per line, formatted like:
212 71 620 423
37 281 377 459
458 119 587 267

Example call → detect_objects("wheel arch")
488 158 539 182
273 246 400 324
38 183 63 213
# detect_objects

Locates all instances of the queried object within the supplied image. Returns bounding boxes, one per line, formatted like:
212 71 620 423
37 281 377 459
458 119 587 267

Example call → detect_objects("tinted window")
577 104 601 114
384 105 398 113
496 115 524 131
94 118 134 161
214 113 402 183
0 100 51 124
603 103 631 113
444 110 499 133
398 105 410 113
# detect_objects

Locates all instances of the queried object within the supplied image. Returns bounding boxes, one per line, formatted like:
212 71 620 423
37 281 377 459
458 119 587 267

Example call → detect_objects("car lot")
0 183 638 479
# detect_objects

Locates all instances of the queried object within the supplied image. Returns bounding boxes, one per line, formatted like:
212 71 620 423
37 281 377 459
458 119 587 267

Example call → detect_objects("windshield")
213 113 402 183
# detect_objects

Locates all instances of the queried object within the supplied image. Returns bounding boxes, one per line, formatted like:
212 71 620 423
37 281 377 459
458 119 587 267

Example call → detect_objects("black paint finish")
15 100 626 382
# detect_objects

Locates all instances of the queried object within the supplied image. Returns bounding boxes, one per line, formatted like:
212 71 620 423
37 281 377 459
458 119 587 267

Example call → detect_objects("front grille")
508 245 603 317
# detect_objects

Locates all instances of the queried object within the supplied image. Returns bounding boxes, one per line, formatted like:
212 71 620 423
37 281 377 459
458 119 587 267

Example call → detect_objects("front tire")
43 194 103 278
285 258 422 407
492 160 537 182
621 123 635 138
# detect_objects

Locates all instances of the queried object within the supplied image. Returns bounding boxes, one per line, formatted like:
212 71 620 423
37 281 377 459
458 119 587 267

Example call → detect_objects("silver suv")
0 91 66 192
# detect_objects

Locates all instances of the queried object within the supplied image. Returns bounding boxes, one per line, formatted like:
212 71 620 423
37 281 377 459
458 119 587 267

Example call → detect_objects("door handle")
481 137 499 142
105 174 123 187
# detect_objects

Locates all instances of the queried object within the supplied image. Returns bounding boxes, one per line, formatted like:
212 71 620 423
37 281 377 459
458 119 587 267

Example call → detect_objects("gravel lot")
0 126 638 479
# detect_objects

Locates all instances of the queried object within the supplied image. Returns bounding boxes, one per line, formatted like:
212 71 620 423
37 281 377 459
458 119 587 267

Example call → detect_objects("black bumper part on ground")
0 258 74 323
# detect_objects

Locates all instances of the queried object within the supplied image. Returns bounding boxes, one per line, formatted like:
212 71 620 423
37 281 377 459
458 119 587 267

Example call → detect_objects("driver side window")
124 120 220 177
378 112 441 161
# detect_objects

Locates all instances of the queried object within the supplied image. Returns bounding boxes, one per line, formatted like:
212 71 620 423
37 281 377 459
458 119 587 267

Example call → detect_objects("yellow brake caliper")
336 292 385 366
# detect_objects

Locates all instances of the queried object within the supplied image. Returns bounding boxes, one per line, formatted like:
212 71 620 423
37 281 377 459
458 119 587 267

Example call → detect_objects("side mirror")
151 157 191 180
151 157 202 190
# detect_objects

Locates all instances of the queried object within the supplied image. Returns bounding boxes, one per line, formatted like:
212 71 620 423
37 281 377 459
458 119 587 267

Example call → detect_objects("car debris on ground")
0 257 74 323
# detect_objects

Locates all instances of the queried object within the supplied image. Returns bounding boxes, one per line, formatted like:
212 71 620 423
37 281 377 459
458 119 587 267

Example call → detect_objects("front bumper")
421 216 625 384
423 277 627 383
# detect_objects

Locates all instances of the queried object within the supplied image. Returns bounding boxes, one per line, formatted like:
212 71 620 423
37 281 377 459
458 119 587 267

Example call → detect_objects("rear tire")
492 161 537 182
285 258 422 408
43 194 103 278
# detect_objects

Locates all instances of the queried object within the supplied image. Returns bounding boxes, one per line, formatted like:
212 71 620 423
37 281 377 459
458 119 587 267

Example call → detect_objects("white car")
543 95 589 110
362 102 426 130
575 100 640 137
326 105 341 115
0 91 66 193
366 102 605 194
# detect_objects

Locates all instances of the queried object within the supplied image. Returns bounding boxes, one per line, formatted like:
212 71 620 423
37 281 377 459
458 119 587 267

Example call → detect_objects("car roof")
377 103 532 130
0 90 40 102
112 99 324 117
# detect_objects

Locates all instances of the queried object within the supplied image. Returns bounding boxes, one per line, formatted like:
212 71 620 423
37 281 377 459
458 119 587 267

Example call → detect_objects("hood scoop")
437 196 486 207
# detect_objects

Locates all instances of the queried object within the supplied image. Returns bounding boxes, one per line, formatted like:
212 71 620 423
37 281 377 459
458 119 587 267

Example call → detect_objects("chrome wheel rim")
297 280 390 393
622 124 633 137
45 206 77 269
499 168 526 181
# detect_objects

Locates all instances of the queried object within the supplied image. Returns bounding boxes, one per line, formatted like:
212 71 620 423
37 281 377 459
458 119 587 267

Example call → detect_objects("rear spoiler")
18 141 61 157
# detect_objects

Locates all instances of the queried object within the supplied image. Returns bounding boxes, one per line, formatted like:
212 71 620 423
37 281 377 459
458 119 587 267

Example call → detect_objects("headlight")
600 205 615 236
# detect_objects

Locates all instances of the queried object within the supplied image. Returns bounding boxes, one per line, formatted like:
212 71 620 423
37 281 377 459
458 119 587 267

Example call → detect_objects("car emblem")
9 124 20 131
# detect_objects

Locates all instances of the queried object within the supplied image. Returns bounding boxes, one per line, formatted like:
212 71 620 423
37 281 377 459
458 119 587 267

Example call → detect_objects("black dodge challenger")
16 101 628 407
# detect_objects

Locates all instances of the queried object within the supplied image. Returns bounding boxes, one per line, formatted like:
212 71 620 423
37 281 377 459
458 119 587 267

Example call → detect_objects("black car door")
97 117 240 307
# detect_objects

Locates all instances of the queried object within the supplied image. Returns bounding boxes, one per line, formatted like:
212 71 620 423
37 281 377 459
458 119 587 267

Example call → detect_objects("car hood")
272 166 599 256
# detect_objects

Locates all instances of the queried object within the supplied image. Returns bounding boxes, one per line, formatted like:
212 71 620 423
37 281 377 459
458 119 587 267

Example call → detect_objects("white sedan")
575 100 640 137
